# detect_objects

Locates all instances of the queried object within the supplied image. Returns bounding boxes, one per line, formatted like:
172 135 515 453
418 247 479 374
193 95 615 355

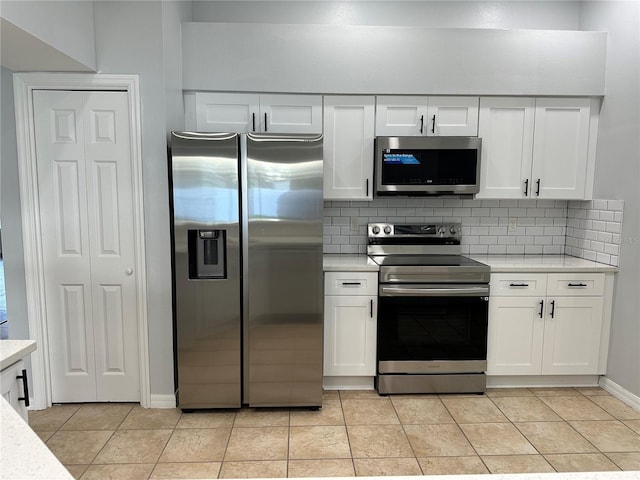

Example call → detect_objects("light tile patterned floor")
28 387 640 479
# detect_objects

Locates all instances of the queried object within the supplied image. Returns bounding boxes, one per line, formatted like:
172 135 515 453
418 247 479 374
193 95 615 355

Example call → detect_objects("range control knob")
450 226 458 235
383 226 392 234
372 226 380 234
437 226 447 235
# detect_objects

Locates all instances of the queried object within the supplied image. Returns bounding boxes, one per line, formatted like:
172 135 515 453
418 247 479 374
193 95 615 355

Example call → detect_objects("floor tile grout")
29 387 640 479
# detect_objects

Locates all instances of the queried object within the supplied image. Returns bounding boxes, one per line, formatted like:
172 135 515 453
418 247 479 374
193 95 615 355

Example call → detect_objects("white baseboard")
323 376 374 390
599 377 640 412
148 394 177 409
487 375 600 388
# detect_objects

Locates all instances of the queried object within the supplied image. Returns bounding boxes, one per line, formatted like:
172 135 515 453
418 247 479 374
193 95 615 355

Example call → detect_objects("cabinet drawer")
491 274 547 296
546 273 604 296
325 272 378 296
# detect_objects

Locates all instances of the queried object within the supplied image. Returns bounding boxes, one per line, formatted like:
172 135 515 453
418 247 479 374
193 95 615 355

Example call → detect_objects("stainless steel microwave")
374 136 482 196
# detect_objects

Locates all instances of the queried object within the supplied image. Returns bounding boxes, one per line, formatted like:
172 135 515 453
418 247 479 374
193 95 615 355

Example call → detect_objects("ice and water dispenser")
188 229 227 279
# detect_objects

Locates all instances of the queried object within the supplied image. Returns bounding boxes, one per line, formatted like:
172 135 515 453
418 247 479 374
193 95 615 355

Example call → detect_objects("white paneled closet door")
33 90 140 403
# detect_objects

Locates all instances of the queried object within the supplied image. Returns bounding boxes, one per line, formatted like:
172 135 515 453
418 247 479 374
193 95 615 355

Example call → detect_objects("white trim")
600 377 640 412
486 375 600 388
323 377 375 390
12 73 150 409
149 394 177 409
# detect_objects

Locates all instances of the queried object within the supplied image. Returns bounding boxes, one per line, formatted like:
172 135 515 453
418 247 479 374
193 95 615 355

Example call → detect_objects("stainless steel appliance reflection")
169 132 323 409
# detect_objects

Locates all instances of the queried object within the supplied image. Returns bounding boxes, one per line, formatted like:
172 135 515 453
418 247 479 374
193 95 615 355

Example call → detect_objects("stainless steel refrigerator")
169 132 323 409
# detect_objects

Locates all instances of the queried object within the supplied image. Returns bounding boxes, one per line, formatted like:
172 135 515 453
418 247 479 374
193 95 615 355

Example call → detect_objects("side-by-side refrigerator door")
170 132 241 409
245 133 324 407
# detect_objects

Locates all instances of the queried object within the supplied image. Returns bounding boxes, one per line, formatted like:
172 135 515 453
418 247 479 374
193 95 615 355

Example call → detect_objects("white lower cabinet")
1 359 29 421
488 272 607 377
324 272 377 377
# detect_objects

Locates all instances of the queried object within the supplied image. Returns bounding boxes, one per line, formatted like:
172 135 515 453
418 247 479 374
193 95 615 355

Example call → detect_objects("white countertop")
323 254 617 274
323 254 380 272
0 340 37 370
469 255 618 273
0 340 70 479
0 397 73 479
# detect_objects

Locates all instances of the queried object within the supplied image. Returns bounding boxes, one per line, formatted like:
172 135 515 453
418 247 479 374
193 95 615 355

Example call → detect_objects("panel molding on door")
33 90 140 403
14 73 150 410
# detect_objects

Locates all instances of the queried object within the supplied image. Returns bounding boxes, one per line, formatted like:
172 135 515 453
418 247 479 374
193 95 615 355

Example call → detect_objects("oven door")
377 284 489 374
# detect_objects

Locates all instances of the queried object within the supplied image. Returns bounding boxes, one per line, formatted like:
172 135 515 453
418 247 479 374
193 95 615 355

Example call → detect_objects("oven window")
378 296 488 362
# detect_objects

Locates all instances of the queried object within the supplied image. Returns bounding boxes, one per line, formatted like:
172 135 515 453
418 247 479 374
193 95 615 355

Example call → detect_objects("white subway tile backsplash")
564 199 623 267
323 198 622 267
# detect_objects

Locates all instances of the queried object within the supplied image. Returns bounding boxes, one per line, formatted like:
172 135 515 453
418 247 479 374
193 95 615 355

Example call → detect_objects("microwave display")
381 149 477 185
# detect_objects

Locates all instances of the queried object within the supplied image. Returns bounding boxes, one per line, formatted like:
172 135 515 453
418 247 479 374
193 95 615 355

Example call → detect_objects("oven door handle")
379 284 490 297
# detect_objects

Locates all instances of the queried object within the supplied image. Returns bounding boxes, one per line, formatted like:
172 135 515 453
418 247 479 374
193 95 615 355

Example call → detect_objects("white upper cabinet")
323 96 375 200
478 97 535 198
375 96 479 136
195 92 259 133
258 94 323 134
478 97 593 199
531 98 591 199
427 97 480 136
195 92 322 134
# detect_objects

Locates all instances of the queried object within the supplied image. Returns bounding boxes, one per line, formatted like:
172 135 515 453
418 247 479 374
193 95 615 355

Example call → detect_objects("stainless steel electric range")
368 223 490 395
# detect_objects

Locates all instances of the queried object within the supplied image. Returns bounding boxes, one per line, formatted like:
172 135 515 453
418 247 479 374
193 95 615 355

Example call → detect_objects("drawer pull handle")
16 369 30 407
341 282 362 286
509 283 529 287
568 283 588 287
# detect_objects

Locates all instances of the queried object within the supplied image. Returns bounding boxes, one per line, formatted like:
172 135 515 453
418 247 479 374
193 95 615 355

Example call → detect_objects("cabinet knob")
126 268 134 276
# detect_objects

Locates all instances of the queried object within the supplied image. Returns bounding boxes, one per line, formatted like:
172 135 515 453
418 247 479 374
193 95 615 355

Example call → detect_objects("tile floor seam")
32 387 640 478
337 391 358 477
389 396 425 475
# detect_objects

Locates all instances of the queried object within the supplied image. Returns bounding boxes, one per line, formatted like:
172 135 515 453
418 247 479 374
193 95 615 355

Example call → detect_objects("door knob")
126 268 134 276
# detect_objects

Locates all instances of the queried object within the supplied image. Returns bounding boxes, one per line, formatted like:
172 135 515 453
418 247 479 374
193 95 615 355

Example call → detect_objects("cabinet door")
375 96 429 136
323 96 375 200
487 297 545 375
427 96 479 136
542 296 604 375
531 98 590 199
324 295 377 376
1 360 29 421
195 92 260 133
477 97 535 198
259 94 322 134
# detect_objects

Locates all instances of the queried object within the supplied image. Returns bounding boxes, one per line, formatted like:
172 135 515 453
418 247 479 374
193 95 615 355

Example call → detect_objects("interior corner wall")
94 0 175 399
0 66 29 343
579 1 640 397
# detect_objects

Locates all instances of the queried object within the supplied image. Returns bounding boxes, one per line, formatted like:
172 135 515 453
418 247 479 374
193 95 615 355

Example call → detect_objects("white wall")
93 0 191 399
182 23 606 95
580 1 640 397
0 0 96 70
192 0 581 29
